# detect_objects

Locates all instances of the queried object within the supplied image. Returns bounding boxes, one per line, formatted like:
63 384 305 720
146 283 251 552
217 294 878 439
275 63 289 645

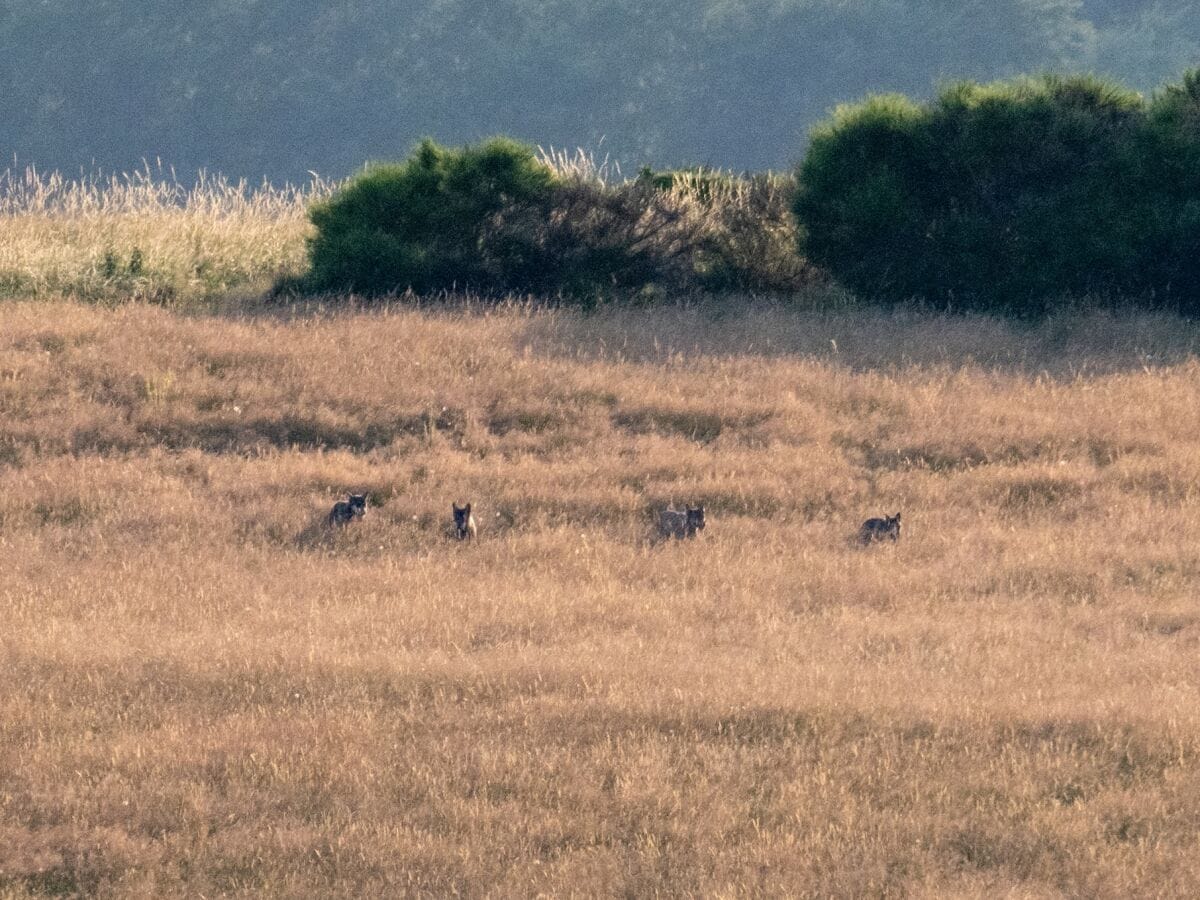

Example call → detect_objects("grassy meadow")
2 296 1200 897
5 168 1200 897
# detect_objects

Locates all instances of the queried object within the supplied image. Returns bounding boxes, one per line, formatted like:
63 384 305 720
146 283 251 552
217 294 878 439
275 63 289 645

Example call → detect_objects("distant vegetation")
795 71 1200 314
302 71 1200 312
3 68 1200 313
3 0 1199 181
304 139 559 297
297 139 807 300
0 150 808 309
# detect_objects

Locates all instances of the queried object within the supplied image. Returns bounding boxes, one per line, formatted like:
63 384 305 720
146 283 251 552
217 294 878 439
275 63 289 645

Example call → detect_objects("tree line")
2 0 1197 182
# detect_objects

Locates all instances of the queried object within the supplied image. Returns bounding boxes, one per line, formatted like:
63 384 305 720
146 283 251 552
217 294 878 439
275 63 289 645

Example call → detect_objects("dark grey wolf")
659 505 706 539
452 502 477 540
859 512 901 544
328 493 368 527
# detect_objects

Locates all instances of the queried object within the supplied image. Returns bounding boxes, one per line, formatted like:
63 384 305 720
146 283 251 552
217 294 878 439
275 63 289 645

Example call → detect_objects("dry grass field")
2 296 1200 897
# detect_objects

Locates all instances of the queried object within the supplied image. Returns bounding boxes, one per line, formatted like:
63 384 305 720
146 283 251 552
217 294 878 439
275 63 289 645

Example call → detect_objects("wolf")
328 493 368 527
452 502 477 540
859 512 901 544
659 505 706 539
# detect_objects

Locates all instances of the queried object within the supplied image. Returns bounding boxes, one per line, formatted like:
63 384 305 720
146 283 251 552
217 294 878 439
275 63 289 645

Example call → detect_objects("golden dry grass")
4 298 1200 896
0 166 327 305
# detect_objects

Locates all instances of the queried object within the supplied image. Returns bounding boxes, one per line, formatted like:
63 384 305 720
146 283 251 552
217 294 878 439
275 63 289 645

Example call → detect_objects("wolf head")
886 512 901 537
686 506 706 535
347 494 368 517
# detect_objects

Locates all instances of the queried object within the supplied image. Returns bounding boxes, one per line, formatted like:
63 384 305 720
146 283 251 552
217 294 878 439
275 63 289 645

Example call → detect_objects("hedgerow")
794 71 1200 314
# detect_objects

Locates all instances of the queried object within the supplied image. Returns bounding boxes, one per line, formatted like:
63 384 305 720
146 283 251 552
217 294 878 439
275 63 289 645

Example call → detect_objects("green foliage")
303 141 810 301
303 138 705 299
795 95 929 299
305 138 556 295
795 73 1200 313
1142 69 1200 304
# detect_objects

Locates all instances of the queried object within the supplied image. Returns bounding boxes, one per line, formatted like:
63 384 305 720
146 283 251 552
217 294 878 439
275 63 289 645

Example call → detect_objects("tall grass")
0 164 333 306
3 298 1200 894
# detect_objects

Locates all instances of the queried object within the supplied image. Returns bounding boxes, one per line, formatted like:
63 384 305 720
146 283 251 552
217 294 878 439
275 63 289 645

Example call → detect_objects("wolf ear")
452 503 461 513
893 512 901 521
464 503 471 514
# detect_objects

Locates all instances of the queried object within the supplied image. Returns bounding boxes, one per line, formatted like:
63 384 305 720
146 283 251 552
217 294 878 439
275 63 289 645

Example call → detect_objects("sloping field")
3 300 1200 896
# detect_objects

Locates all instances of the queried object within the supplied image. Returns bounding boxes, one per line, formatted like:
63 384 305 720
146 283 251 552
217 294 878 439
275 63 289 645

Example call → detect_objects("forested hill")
2 0 1197 182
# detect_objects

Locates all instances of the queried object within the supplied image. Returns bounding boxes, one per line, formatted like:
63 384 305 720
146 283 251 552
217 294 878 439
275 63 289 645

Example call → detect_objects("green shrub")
302 139 814 301
794 75 1177 313
304 137 556 296
303 138 711 299
1142 70 1200 311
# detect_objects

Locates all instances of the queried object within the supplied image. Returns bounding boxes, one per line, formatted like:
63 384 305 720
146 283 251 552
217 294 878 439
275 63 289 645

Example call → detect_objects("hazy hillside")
2 0 1196 181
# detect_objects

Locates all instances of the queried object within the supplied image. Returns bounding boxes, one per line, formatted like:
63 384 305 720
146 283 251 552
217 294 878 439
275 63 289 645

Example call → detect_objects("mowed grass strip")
3 301 1200 896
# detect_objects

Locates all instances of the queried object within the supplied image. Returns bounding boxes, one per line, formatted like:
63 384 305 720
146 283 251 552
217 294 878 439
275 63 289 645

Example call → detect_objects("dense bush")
794 74 1181 312
1141 70 1200 302
303 71 1200 312
305 138 556 295
302 140 811 300
303 139 701 298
